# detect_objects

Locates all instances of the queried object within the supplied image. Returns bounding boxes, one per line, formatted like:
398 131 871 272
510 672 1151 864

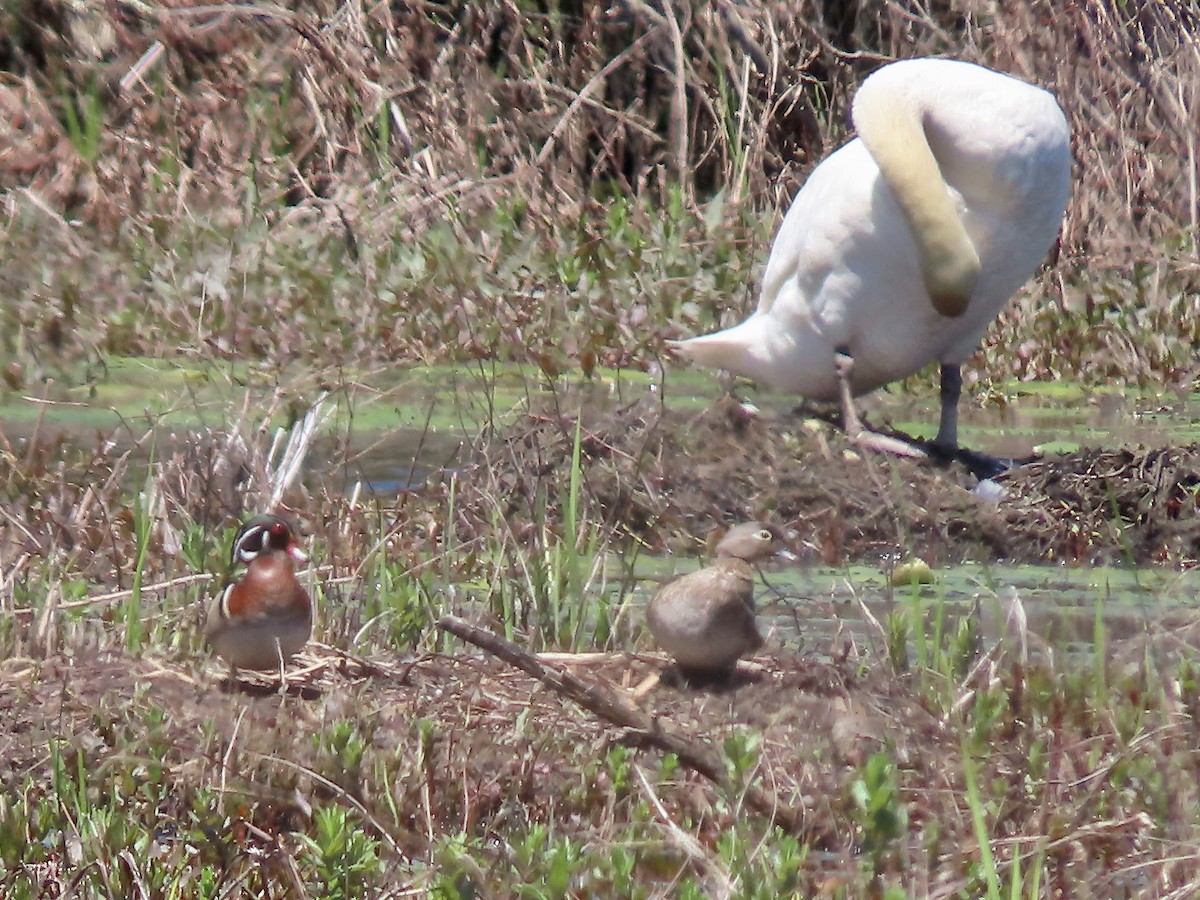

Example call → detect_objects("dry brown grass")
3 4 1200 896
5 614 1200 896
4 2 1194 235
1 1 1196 383
458 394 1200 566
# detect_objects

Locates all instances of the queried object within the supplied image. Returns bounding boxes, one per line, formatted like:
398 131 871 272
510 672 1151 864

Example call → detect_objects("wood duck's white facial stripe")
218 580 236 621
232 524 270 566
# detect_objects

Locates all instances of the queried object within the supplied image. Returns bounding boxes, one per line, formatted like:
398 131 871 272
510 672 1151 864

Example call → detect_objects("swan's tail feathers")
666 332 750 372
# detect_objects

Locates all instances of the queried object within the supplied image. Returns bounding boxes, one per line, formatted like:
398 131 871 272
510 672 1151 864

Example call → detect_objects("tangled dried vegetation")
3 2 1200 896
464 396 1200 567
1 0 1197 385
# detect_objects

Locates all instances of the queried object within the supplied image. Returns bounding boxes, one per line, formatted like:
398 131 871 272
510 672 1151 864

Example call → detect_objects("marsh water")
634 555 1200 663
3 357 1198 653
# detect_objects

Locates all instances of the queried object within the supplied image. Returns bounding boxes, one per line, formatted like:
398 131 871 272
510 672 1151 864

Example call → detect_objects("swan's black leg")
930 362 1025 478
933 363 962 455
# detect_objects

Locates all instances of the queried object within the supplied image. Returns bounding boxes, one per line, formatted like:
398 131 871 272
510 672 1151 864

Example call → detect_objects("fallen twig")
437 614 828 843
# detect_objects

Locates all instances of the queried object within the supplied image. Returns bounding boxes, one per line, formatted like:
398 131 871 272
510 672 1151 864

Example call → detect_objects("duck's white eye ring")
756 529 773 542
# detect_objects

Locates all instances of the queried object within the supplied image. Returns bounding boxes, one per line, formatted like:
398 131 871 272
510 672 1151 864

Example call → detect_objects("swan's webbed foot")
926 363 1027 478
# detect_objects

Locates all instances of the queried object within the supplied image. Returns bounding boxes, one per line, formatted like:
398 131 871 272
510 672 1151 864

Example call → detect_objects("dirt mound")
470 396 1200 566
8 623 1199 894
994 446 1200 564
0 641 949 867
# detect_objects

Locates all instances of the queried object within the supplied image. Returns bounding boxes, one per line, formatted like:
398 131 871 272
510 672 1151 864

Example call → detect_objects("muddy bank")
5 626 1194 895
469 396 1200 566
0 643 1032 880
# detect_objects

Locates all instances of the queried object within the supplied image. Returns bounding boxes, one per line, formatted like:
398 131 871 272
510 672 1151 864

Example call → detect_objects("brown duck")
205 514 312 681
647 522 790 677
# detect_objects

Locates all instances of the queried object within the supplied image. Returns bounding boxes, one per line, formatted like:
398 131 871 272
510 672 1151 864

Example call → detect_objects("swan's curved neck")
852 74 981 318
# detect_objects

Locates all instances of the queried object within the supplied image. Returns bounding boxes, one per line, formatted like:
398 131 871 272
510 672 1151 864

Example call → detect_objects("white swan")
671 58 1071 457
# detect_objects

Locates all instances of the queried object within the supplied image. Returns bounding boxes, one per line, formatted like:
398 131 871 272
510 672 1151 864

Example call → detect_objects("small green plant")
1092 589 1108 700
125 455 164 651
316 720 370 792
711 824 805 899
510 824 580 899
296 806 384 900
604 744 632 794
505 414 611 651
364 553 431 650
885 609 910 673
722 729 762 784
962 744 1002 899
177 516 216 575
850 751 907 879
58 76 103 167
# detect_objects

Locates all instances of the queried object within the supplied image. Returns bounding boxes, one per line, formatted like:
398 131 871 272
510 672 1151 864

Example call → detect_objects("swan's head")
922 239 981 318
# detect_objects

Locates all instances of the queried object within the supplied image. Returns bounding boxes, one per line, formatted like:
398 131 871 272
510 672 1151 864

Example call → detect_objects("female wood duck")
205 514 313 680
647 522 791 678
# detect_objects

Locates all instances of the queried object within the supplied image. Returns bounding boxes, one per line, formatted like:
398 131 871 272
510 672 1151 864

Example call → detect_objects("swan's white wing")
676 58 1070 402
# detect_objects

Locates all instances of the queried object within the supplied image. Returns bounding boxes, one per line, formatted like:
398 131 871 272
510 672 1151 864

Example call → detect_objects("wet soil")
6 624 1196 894
6 394 1200 893
0 643 990 883
469 395 1200 566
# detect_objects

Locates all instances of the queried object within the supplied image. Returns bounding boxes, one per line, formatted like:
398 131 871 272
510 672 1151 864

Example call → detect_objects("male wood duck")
647 522 791 678
205 514 313 680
